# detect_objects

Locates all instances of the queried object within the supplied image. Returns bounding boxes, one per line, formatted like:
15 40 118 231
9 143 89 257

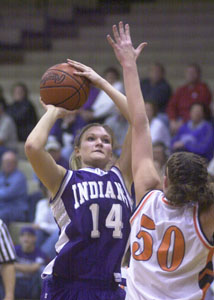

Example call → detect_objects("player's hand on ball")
107 21 147 66
40 97 75 119
67 59 104 89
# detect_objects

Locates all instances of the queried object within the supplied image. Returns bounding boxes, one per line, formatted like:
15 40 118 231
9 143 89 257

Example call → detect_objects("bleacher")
0 1 213 116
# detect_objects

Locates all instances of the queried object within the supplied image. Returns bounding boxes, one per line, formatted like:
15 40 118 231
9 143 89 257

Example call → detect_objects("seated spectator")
32 186 59 260
145 102 171 148
7 83 38 141
80 67 124 123
49 112 86 161
167 64 212 134
105 107 128 156
0 151 28 224
0 219 16 300
140 62 171 112
0 98 17 158
45 137 69 169
14 226 47 299
153 142 169 179
171 103 214 161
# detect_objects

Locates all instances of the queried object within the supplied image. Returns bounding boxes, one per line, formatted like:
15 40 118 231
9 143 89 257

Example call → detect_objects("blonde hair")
69 123 116 170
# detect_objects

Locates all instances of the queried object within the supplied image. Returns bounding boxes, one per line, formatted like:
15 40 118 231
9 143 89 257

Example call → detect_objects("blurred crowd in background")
0 60 214 298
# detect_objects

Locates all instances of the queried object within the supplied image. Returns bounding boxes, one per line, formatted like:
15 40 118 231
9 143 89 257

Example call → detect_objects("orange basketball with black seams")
40 63 90 110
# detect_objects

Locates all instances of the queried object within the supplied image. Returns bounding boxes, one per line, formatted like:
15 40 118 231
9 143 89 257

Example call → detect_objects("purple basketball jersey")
42 166 133 286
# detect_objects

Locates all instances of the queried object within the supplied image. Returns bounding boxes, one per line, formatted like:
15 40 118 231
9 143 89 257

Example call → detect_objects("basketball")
40 63 90 110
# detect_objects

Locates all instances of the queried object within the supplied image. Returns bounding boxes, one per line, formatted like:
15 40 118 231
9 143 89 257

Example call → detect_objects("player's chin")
91 151 106 159
90 152 109 165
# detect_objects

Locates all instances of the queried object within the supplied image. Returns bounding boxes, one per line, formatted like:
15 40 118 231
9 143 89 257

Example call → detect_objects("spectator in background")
105 107 128 156
49 86 100 160
45 138 69 169
0 98 17 158
145 102 171 148
80 67 124 123
14 226 47 299
49 111 86 161
0 151 28 224
7 83 38 141
0 86 7 109
32 186 59 260
167 64 212 134
0 219 16 300
171 102 214 161
153 141 169 179
140 62 171 113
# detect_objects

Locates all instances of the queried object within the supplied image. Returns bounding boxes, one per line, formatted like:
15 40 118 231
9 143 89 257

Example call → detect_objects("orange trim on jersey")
193 206 214 250
199 249 214 300
162 197 169 205
161 197 181 207
130 191 155 224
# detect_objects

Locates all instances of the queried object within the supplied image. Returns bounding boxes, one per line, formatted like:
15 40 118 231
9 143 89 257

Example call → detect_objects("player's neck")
81 161 107 171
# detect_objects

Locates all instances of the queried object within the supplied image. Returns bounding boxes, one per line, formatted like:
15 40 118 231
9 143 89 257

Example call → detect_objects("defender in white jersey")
108 22 214 300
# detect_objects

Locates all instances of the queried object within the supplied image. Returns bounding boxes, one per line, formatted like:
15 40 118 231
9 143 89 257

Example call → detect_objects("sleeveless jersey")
42 166 134 286
126 190 214 300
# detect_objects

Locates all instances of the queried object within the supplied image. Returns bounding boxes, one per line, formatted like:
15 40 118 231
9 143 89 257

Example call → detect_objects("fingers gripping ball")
40 63 90 110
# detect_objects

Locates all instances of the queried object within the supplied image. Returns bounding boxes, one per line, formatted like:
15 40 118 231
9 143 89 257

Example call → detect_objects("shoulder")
36 198 48 209
174 84 187 94
14 169 27 180
203 120 213 128
130 190 163 224
198 82 211 89
15 245 21 254
35 248 47 260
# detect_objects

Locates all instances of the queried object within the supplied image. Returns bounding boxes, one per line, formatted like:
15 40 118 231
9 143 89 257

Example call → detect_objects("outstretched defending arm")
67 59 133 192
108 22 161 205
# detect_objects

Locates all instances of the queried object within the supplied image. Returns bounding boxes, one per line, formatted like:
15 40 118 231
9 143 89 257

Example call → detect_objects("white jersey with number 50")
126 190 214 300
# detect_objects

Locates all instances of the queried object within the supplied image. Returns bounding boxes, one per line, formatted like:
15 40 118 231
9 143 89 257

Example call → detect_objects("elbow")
132 114 149 128
25 138 42 157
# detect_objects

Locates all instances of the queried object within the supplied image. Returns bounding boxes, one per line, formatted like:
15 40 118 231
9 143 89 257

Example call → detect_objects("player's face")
76 126 113 169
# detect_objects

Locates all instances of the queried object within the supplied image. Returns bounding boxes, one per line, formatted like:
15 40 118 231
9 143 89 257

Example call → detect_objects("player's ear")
163 175 168 191
74 146 81 157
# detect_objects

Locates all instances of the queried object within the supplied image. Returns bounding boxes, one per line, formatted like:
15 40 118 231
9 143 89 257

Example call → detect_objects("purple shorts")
40 275 126 300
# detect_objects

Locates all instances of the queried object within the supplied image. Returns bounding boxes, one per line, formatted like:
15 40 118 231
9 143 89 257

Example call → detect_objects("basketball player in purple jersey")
25 57 141 299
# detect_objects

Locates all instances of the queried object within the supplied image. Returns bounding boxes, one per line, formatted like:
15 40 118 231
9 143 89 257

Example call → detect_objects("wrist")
4 293 14 300
96 77 107 90
45 106 62 119
122 61 137 69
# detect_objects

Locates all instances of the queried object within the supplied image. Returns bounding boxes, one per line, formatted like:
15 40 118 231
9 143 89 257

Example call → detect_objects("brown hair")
69 123 116 170
165 152 214 211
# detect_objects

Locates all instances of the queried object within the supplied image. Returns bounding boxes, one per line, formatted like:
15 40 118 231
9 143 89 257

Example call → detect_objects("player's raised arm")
108 22 161 204
67 59 130 122
67 59 133 192
25 102 70 196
